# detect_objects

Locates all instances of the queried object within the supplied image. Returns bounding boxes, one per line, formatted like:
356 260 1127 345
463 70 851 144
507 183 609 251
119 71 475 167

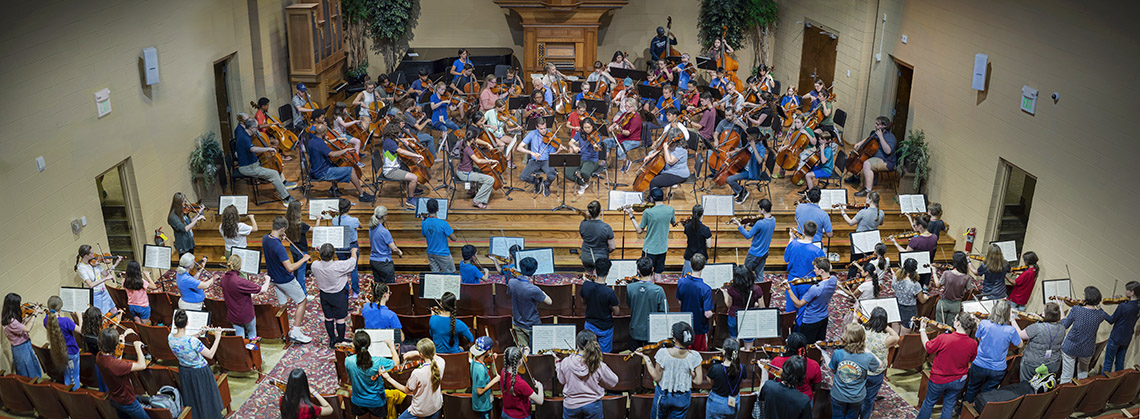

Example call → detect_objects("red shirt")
255 110 269 134
771 355 822 398
1008 267 1037 306
617 113 642 143
220 270 262 324
925 332 978 384
500 369 534 418
96 354 136 405
568 111 583 139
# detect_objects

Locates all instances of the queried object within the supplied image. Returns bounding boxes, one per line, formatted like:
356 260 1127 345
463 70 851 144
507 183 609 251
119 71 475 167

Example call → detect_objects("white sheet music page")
416 198 449 220
362 329 397 357
515 248 555 275
900 251 932 274
1043 279 1072 304
184 311 211 336
860 298 902 323
230 248 261 274
421 274 461 300
701 195 735 217
608 190 643 210
737 309 779 339
648 313 693 342
59 288 92 313
700 264 734 290
898 194 927 214
819 189 848 210
850 230 883 254
991 241 1019 262
143 245 172 270
309 199 339 220
606 260 638 285
531 325 577 352
490 237 525 258
218 195 249 215
962 299 997 315
312 226 346 249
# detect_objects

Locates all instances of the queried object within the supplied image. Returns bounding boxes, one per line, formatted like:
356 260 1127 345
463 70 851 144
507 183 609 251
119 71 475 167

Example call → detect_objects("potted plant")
896 129 930 193
189 132 225 205
346 62 369 86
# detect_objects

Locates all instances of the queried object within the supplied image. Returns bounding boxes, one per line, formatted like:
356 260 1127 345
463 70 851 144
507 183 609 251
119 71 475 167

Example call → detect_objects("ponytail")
75 245 92 271
353 331 373 372
416 338 441 391
577 331 602 375
46 296 68 366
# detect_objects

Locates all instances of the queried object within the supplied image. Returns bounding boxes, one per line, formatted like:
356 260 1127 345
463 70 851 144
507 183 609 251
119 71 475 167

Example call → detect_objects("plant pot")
898 170 925 194
192 173 223 207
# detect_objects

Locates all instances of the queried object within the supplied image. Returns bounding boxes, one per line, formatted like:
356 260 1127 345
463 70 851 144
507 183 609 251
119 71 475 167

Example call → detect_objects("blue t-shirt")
973 319 1022 371
431 93 450 124
796 276 836 325
430 315 474 354
509 277 546 329
783 240 824 311
677 63 691 90
334 215 361 247
420 217 453 256
739 217 775 257
460 262 483 284
522 129 555 161
262 234 295 284
1108 300 1140 345
177 272 205 303
451 58 471 74
410 79 429 102
234 126 257 167
871 130 898 168
168 334 208 368
361 303 402 330
307 135 334 179
828 349 880 403
572 132 599 162
471 361 494 412
346 355 396 408
794 203 832 242
676 275 714 334
369 225 393 262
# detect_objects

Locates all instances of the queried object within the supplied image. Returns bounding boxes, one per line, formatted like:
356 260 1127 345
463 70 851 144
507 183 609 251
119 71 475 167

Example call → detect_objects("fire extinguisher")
964 227 976 253
154 227 168 246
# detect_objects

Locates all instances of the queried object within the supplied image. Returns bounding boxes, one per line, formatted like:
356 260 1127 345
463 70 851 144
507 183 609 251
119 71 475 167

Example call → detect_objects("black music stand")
610 68 648 82
507 96 531 110
548 153 581 212
525 116 556 131
638 84 664 101
696 56 718 71
583 99 609 117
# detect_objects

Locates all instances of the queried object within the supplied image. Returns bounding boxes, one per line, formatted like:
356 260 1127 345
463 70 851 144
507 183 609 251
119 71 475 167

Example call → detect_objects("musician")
312 243 358 347
252 97 291 161
174 256 209 312
421 198 457 273
784 257 838 343
42 296 80 390
469 337 499 418
539 62 570 105
724 127 768 204
480 75 504 112
234 117 298 205
668 53 694 91
430 82 461 139
380 123 424 209
717 81 747 114
219 255 271 349
76 244 121 315
456 131 499 209
168 192 204 256
586 60 616 86
263 216 314 344
779 86 802 119
799 130 839 193
628 188 674 281
759 355 813 419
768 333 824 399
329 103 366 162
783 221 825 312
642 109 690 191
517 118 563 196
644 83 679 135
565 117 603 196
579 201 615 266
502 66 525 96
677 253 714 351
400 99 437 159
850 116 897 197
604 97 642 172
3 293 42 379
933 252 972 324
449 64 477 119
483 99 519 167
329 198 363 298
1102 281 1139 374
345 331 399 418
522 89 551 121
802 79 828 108
95 327 148 417
756 64 776 92
961 300 1023 406
1059 286 1108 383
795 189 834 242
450 48 472 77
689 92 718 175
1018 302 1064 382
890 215 937 286
567 100 587 139
1006 250 1039 310
830 323 883 419
840 190 883 278
709 67 731 95
915 313 978 419
680 205 711 275
409 68 432 103
167 310 225 419
811 88 838 141
731 198 776 282
508 257 552 347
608 50 635 71
626 257 667 350
123 262 156 325
649 26 678 63
645 59 674 87
308 125 376 202
457 245 488 284
635 322 704 418
580 259 619 352
724 267 765 347
362 282 402 331
290 83 315 129
610 77 635 107
352 81 381 133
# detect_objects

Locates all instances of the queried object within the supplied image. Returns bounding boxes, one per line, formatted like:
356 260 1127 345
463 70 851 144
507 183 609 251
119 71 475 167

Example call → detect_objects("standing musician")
731 198 777 282
95 327 149 417
517 118 564 196
483 99 520 167
449 64 478 121
291 83 316 129
605 97 642 172
378 124 424 209
671 53 695 91
263 216 314 344
455 131 499 209
234 116 297 205
430 82 461 139
450 48 472 77
168 192 206 256
307 125 375 202
641 108 690 191
783 221 825 312
252 97 292 161
565 117 604 196
75 244 122 315
850 116 897 198
408 68 432 103
608 50 635 71
400 99 437 159
480 75 506 112
649 26 678 65
523 89 552 121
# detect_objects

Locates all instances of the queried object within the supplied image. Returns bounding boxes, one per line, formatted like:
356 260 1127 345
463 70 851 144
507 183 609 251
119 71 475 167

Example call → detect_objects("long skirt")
12 341 43 379
178 364 224 419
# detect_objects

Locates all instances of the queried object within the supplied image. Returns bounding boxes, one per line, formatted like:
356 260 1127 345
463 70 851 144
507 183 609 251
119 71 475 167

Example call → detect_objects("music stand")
526 115 556 131
548 153 581 212
696 56 718 71
583 99 609 117
638 84 664 101
507 96 531 110
610 68 648 82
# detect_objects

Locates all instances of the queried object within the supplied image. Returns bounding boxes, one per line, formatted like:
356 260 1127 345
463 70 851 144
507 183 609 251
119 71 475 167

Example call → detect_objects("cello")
550 79 573 115
713 144 752 186
471 142 505 190
631 130 682 192
252 101 300 151
803 92 837 129
322 130 363 178
251 129 285 176
775 127 813 171
707 128 742 173
396 137 432 183
790 147 823 184
845 129 884 174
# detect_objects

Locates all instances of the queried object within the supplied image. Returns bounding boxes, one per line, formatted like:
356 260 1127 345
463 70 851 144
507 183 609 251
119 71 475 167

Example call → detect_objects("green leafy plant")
189 132 223 189
343 0 420 73
699 0 778 70
897 129 930 189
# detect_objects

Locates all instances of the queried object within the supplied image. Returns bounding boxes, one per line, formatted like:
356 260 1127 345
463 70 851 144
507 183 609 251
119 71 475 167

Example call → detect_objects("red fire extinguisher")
964 227 976 253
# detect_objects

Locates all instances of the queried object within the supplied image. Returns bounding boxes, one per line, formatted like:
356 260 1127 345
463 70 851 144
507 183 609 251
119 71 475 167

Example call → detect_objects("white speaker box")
141 47 160 85
972 53 988 91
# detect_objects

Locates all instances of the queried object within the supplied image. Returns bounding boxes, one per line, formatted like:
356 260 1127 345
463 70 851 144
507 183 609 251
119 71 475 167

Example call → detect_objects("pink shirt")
4 319 29 346
126 279 151 306
405 355 445 417
480 89 499 112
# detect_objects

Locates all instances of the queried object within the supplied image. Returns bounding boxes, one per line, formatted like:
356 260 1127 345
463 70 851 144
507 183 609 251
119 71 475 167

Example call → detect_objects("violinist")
578 201 615 265
798 130 838 194
308 124 376 202
1101 281 1140 374
1058 286 1108 383
219 255 271 349
759 355 813 419
469 336 499 419
483 99 519 167
499 346 545 419
850 116 897 198
670 53 694 91
649 26 678 65
645 59 673 87
379 124 424 209
724 127 768 204
362 283 403 335
233 117 299 206
517 118 563 196
642 109 690 191
175 253 215 311
709 67 731 96
610 76 635 107
567 100 588 139
123 261 157 325
566 117 603 195
608 50 635 71
579 258 619 353
263 216 314 344
480 74 505 112
502 66 525 96
605 97 642 171
769 333 824 399
677 253 714 351
1017 302 1065 382
839 191 884 236
731 198 776 281
644 83 679 135
556 331 618 415
782 221 825 313
522 89 551 121
586 60 616 88
290 82 316 129
628 190 674 281
75 244 121 315
380 339 446 419
312 244 359 347
933 252 972 324
633 322 704 418
345 330 399 418
718 81 748 115
429 292 473 354
724 266 766 348
705 339 745 417
626 257 667 350
3 293 42 379
782 257 838 343
915 312 978 419
456 131 499 209
459 245 490 284
168 192 206 256
430 82 461 138
1006 251 1039 310
378 74 410 106
689 93 717 168
891 215 938 286
95 327 148 417
400 98 437 158
408 68 432 103
681 207 712 275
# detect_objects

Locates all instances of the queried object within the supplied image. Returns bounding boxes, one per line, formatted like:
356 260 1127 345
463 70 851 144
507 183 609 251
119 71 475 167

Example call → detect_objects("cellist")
351 80 383 133
307 125 375 202
455 131 499 209
378 123 425 209
539 63 570 106
449 63 478 121
252 97 291 161
641 108 690 191
799 130 839 194
724 127 768 205
234 115 298 205
849 116 897 198
482 99 519 168
290 83 316 129
773 116 817 180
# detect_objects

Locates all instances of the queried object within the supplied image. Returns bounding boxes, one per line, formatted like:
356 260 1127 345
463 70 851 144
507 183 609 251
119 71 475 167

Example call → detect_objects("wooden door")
891 60 913 142
797 24 838 96
214 56 234 155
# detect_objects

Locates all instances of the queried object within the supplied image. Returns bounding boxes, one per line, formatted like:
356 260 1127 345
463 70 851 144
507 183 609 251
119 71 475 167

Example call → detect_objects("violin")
182 200 207 216
614 276 639 285
1014 310 1044 322
102 312 128 331
502 266 523 278
725 216 763 226
188 256 209 276
701 356 724 367
832 203 868 210
1010 264 1034 273
538 348 577 357
381 81 407 96
923 263 954 271
540 128 562 150
1103 297 1129 305
21 302 45 317
759 344 785 354
847 254 876 269
789 228 805 239
813 341 845 350
779 275 823 288
671 215 693 227
886 231 919 241
970 311 990 319
88 252 115 266
915 317 954 333
1049 296 1084 307
486 253 511 265
839 277 864 290
753 360 782 379
967 254 987 262
624 339 674 360
617 202 655 212
853 308 869 324
372 358 428 380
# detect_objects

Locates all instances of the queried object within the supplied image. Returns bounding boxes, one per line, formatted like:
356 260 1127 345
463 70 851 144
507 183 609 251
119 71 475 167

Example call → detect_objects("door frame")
889 58 914 142
797 21 839 95
100 158 147 262
214 52 238 156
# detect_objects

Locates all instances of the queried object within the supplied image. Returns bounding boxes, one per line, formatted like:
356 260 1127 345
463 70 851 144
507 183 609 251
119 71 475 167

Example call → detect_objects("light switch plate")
35 156 45 172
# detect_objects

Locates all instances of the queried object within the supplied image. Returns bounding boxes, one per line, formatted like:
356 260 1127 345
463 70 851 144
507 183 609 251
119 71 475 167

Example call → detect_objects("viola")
486 253 511 265
624 339 674 360
579 130 602 151
923 262 954 270
1014 310 1044 321
846 254 876 269
381 81 407 96
617 202 654 212
540 129 562 150
188 256 209 277
726 216 763 225
789 227 805 239
886 231 919 241
1010 264 1034 273
853 308 869 324
614 276 639 285
21 302 44 317
779 275 823 288
1049 296 1085 307
840 277 865 290
967 254 986 262
538 348 576 356
915 317 954 333
1103 297 1129 305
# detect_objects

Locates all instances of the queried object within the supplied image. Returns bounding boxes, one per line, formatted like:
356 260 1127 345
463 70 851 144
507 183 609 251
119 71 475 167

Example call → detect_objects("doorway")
214 53 237 155
797 22 838 97
987 160 1036 259
97 161 144 266
890 59 913 142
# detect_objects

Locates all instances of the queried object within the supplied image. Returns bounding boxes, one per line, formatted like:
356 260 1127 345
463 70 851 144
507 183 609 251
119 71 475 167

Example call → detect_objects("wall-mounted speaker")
141 47 160 85
972 53 988 91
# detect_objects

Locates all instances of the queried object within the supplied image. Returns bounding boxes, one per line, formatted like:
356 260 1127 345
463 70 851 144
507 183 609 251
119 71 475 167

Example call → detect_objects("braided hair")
440 292 460 347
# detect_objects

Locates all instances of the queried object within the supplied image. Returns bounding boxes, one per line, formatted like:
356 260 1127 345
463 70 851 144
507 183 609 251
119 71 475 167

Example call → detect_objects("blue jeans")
727 171 751 195
1103 337 1130 374
290 247 308 292
601 136 638 160
417 132 436 156
397 410 439 419
432 119 460 139
563 399 603 419
112 398 149 419
743 253 768 283
962 364 1004 403
65 352 81 390
831 398 861 419
705 392 739 419
860 372 885 419
917 375 966 419
656 388 691 419
584 322 613 353
475 412 490 419
233 319 257 340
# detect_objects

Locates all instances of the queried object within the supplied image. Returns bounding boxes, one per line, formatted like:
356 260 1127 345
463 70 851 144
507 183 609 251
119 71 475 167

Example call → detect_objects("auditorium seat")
106 286 129 311
476 315 515 352
212 335 264 376
439 352 472 391
79 352 100 388
659 282 678 308
458 283 495 316
493 283 513 316
387 282 414 313
135 323 178 363
1043 382 1093 419
612 315 631 353
0 374 35 415
137 365 180 395
687 392 709 418
537 284 573 317
602 394 627 419
254 303 290 340
888 334 926 371
737 392 757 419
779 311 796 338
308 394 343 419
334 346 352 388
708 313 730 349
961 392 1022 419
561 315 586 332
53 387 102 419
145 404 192 418
1008 388 1056 419
33 343 65 382
999 354 1021 386
534 395 563 417
628 393 655 418
1075 373 1125 415
917 294 939 321
694 351 721 390
19 379 69 419
613 285 630 316
1107 369 1140 405
397 314 431 342
147 291 178 326
203 297 234 328
738 349 758 388
602 353 641 392
442 392 478 419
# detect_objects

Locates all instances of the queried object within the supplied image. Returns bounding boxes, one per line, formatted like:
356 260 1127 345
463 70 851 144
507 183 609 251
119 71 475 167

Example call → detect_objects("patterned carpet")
157 268 979 418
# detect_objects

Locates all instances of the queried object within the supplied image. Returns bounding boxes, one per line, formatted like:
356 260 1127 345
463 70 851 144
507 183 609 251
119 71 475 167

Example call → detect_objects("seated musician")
809 85 838 141
642 83 679 141
642 108 690 191
331 103 366 164
455 131 498 209
757 64 776 92
849 116 897 198
566 117 604 196
724 127 769 204
252 97 290 161
502 66 524 96
377 74 410 106
802 79 828 108
586 60 617 88
540 62 570 105
709 67 731 95
483 99 519 168
780 86 802 112
517 118 564 196
604 97 642 172
290 83 315 129
671 53 694 91
378 123 425 209
716 81 747 114
610 77 635 107
644 59 674 87
351 81 382 133
399 99 437 160
649 26 678 64
408 68 431 103
430 82 461 139
480 74 505 113
307 124 375 202
567 100 588 139
774 116 816 179
449 63 478 120
450 48 472 77
608 50 635 71
234 115 298 205
800 130 838 194
522 89 551 121
711 107 748 168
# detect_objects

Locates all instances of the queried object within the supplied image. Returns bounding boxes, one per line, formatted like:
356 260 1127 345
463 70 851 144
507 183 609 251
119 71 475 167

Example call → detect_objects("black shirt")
683 221 712 259
579 220 614 262
580 280 619 329
928 219 945 238
707 361 746 397
760 380 812 419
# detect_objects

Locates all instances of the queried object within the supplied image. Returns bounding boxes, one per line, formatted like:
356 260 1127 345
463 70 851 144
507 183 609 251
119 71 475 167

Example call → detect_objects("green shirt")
626 281 667 341
471 361 493 412
639 205 675 255
820 102 835 126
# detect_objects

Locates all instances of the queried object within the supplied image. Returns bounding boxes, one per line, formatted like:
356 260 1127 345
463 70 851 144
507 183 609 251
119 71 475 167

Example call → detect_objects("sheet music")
898 194 927 214
218 195 249 215
308 199 339 220
606 260 638 285
819 188 848 210
700 264 734 290
962 299 997 315
361 329 398 358
531 325 577 352
701 195 736 217
515 248 555 275
860 298 902 323
1043 279 1072 305
421 274 461 300
58 287 92 313
608 190 644 210
229 248 261 275
312 226 347 249
184 310 211 336
737 309 780 339
143 245 172 270
649 313 693 342
850 230 883 255
991 241 1019 262
490 237 525 258
900 251 932 274
415 198 449 220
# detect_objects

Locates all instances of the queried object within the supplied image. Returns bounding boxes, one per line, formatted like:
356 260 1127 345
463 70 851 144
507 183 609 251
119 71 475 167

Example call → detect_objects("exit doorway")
214 53 237 156
97 160 145 266
987 160 1036 260
890 59 913 142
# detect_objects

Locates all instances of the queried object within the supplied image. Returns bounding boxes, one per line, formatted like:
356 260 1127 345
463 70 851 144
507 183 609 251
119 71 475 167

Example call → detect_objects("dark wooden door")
214 56 233 156
891 60 913 142
797 24 838 96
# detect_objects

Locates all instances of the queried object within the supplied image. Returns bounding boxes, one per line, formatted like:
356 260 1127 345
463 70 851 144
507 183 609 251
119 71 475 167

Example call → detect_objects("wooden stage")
197 135 954 272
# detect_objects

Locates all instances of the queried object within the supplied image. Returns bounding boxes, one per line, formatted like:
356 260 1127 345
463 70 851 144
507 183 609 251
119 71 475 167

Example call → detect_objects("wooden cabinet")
495 0 626 86
285 0 345 105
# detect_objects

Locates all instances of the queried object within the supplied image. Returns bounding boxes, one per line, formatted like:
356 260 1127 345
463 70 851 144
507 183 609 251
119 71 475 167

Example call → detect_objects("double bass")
716 25 743 91
659 17 682 60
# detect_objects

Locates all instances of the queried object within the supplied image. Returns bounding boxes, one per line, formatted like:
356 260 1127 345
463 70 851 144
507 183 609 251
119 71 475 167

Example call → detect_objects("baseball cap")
657 27 665 35
470 336 493 356
296 83 308 91
623 77 633 87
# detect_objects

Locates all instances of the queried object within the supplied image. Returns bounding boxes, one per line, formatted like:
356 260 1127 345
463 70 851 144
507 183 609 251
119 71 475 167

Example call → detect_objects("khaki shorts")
866 157 890 171
383 168 412 182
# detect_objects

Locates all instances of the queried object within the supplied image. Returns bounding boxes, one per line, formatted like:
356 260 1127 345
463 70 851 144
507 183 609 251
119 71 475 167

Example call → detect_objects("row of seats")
0 369 226 419
949 368 1140 419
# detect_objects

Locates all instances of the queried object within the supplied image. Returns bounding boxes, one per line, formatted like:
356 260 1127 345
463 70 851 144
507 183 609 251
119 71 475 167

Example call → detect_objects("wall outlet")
901 34 908 44
35 156 45 172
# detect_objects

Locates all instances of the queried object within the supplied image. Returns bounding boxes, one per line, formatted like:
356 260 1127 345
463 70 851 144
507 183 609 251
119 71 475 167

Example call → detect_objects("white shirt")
77 263 107 293
219 222 254 252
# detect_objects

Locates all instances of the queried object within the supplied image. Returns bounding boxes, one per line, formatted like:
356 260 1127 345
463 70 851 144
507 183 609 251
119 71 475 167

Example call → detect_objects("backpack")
144 385 182 417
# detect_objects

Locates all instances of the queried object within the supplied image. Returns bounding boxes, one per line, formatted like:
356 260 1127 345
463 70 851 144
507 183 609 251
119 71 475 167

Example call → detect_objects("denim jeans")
563 399 603 419
831 398 861 419
65 352 81 390
917 375 966 419
290 247 308 292
656 388 691 419
112 398 149 419
601 136 638 160
743 253 768 283
962 364 1005 403
233 319 257 340
727 171 751 195
584 322 613 353
1103 337 1130 374
705 392 739 419
475 412 490 419
860 372 885 419
397 410 439 419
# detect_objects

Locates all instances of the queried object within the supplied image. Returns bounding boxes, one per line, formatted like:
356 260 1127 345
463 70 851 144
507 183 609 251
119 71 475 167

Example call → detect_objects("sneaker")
738 190 750 204
577 184 589 195
284 181 298 189
356 161 366 168
543 184 552 197
359 193 376 202
854 189 870 197
328 187 341 197
350 291 360 300
621 160 632 173
844 175 860 185
405 198 417 208
771 172 782 179
289 329 313 344
414 187 426 195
